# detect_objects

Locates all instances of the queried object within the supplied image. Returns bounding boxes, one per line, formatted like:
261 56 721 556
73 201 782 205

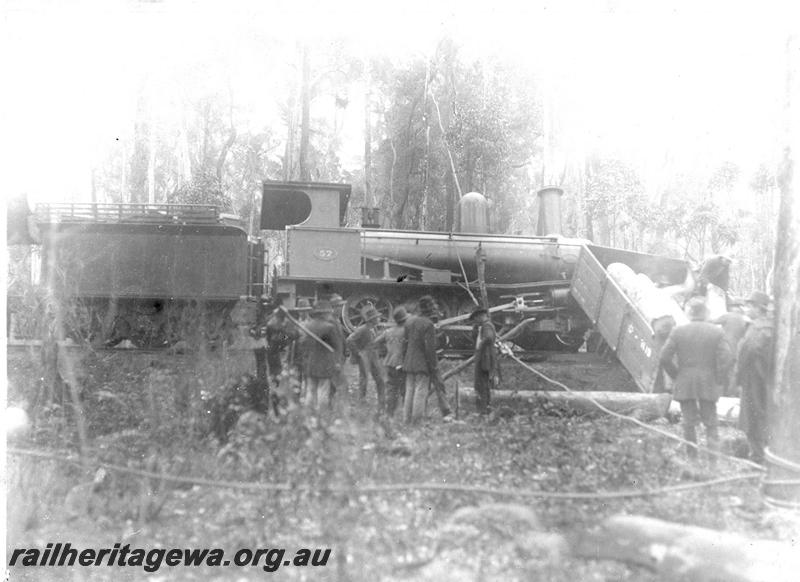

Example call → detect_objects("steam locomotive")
26 180 688 352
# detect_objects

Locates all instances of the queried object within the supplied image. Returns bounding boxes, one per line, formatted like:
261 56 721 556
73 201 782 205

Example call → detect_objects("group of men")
658 290 775 464
253 294 499 423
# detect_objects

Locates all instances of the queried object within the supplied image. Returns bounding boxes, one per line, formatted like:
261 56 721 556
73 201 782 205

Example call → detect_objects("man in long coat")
402 296 439 424
469 307 497 415
736 291 774 464
660 298 733 461
302 300 343 410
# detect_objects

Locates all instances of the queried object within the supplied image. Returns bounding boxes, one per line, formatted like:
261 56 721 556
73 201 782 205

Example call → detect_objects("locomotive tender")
32 203 264 347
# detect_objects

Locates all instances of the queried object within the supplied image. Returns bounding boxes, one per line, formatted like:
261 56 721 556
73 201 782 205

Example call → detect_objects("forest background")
5 0 797 296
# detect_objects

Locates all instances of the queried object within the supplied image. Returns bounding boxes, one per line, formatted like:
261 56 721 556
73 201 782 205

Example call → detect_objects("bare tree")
298 44 311 181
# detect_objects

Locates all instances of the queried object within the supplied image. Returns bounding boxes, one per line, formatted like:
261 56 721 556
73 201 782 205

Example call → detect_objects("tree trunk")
445 171 455 231
572 515 799 582
421 59 431 230
215 96 237 186
147 101 156 204
364 60 372 207
298 44 311 182
767 34 800 506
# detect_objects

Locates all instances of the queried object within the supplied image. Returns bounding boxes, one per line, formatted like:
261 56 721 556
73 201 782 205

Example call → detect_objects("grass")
6 349 797 581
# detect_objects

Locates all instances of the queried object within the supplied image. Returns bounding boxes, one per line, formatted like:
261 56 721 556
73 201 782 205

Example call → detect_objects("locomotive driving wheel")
342 294 393 333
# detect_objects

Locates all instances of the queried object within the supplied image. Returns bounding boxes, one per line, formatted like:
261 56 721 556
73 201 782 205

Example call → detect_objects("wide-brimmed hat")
392 306 408 324
728 296 745 307
290 298 312 313
468 307 489 321
327 293 347 306
745 290 770 309
417 295 436 315
361 306 380 322
686 297 708 320
311 300 334 315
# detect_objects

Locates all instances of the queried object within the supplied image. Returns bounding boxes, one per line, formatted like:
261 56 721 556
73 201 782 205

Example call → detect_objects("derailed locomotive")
27 180 689 358
261 181 689 351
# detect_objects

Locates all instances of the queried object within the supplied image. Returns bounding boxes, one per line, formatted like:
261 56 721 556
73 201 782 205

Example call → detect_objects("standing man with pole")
469 306 498 415
300 300 341 411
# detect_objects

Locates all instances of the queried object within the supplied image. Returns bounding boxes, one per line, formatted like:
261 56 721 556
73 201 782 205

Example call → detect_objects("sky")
2 0 797 207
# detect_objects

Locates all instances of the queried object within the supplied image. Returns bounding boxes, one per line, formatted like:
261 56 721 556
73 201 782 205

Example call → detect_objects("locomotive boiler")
264 181 601 350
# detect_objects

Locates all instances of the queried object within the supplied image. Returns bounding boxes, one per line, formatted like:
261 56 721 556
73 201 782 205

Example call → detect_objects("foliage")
370 42 540 231
169 171 231 208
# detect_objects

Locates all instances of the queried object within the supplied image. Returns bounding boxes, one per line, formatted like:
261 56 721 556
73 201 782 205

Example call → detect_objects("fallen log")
572 514 800 582
668 396 740 424
456 388 671 420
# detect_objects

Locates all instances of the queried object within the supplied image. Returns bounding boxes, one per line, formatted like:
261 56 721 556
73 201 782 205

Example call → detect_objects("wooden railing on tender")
34 203 220 225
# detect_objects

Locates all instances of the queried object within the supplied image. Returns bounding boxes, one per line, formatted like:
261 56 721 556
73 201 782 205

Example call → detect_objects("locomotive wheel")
342 295 393 333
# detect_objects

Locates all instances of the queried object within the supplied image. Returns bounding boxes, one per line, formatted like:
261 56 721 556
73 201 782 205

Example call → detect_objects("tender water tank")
458 192 490 233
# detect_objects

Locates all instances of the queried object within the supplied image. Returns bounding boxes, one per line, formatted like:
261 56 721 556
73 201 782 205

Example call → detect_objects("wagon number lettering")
314 248 338 261
627 324 652 357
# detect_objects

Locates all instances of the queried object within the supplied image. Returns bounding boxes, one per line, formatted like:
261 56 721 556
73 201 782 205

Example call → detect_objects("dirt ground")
6 347 798 581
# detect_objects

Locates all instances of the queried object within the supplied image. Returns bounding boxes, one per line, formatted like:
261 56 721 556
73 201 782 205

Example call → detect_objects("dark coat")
301 317 342 378
325 315 346 363
402 314 438 374
659 320 733 401
736 318 774 436
346 324 378 354
713 312 750 353
475 320 497 373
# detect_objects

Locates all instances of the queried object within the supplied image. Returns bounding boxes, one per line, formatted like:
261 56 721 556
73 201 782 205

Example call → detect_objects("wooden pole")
476 245 489 309
279 306 334 353
766 34 800 506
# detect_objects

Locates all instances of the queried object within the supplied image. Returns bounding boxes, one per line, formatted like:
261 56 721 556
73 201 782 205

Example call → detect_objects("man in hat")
287 298 313 403
660 298 733 463
265 307 298 388
374 306 409 418
736 290 774 464
712 298 750 396
403 295 440 423
346 305 387 412
324 294 349 401
251 295 278 409
301 300 343 410
470 306 498 415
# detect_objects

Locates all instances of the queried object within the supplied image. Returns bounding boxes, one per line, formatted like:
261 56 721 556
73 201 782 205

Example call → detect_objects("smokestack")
536 187 563 236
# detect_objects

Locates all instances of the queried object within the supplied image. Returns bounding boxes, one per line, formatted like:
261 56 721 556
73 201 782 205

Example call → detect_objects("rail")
34 202 220 225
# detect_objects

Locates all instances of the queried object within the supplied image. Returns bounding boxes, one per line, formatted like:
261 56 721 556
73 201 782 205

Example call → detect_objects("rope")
504 351 766 473
453 243 479 307
428 87 462 198
7 446 761 501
